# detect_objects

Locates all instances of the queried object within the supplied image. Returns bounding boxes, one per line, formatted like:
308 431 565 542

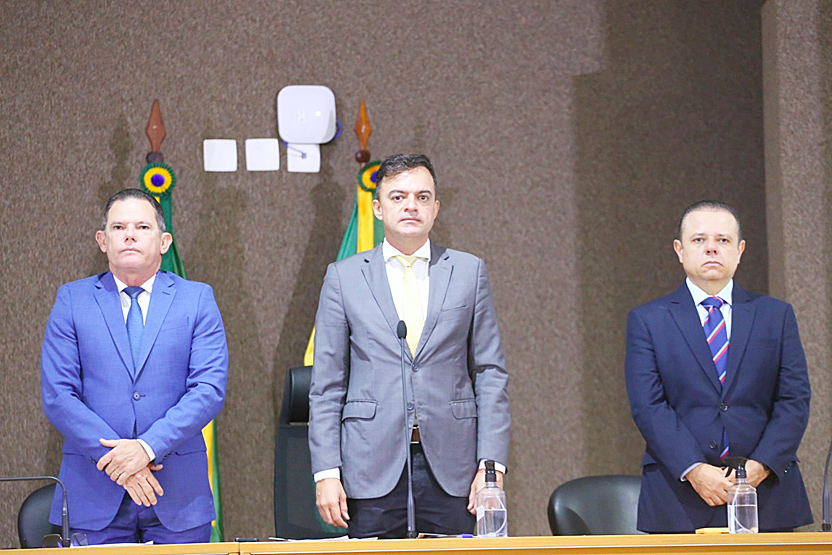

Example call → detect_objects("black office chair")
273 366 343 539
18 484 61 548
547 475 643 535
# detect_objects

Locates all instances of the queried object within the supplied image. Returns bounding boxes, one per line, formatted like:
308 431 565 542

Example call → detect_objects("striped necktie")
394 255 424 357
125 286 145 369
701 296 729 460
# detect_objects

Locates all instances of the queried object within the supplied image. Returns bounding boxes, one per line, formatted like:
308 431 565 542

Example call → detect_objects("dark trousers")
72 492 212 545
347 444 475 538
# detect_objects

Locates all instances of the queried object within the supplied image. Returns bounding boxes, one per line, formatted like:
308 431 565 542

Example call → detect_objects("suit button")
412 364 420 372
132 392 141 401
720 404 728 412
709 441 717 450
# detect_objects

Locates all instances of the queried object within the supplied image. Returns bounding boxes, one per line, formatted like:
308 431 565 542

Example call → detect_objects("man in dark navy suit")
625 200 812 532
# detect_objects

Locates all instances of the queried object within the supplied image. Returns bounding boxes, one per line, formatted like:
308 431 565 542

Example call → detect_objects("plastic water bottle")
727 461 758 533
476 460 508 537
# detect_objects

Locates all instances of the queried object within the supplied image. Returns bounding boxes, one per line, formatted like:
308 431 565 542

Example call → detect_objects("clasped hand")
686 460 770 506
96 438 164 506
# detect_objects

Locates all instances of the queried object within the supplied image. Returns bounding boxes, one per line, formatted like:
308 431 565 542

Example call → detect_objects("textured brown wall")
763 0 832 534
0 0 796 546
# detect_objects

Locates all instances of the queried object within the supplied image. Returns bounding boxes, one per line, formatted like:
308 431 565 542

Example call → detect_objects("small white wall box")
245 138 280 171
203 139 238 172
277 85 336 173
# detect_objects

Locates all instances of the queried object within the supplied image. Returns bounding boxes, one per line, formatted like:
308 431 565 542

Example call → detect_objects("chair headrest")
281 366 312 424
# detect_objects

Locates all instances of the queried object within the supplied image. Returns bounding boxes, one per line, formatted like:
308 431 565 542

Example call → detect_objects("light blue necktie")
125 286 145 370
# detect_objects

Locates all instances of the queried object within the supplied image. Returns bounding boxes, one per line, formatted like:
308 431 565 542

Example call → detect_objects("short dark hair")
375 153 437 198
678 200 741 241
101 188 166 233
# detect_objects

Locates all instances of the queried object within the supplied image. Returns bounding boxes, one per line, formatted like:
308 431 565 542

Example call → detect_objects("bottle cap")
736 461 747 480
485 460 497 484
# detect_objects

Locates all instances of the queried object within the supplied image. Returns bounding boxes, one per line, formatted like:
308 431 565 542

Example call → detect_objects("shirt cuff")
478 460 506 474
137 439 156 463
314 468 341 482
680 462 702 482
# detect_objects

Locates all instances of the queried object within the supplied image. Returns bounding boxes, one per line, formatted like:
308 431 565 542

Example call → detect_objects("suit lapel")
361 245 403 349
668 284 722 392
723 285 754 396
417 244 452 359
93 272 134 376
134 271 176 379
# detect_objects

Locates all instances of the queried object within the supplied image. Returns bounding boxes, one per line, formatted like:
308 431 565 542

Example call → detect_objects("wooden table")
8 533 831 555
240 533 832 555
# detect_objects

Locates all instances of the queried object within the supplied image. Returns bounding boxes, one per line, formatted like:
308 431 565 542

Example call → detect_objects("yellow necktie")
395 255 424 356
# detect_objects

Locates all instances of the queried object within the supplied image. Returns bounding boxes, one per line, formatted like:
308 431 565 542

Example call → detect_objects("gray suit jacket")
309 243 510 499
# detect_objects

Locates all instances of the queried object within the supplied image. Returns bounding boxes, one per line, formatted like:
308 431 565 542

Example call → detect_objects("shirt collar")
113 272 157 295
686 277 733 308
382 238 431 263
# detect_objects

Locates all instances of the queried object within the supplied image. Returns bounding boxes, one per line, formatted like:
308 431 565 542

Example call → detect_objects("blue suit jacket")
625 283 812 532
41 271 228 532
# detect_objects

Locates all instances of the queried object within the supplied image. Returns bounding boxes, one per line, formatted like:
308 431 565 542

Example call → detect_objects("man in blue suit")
41 189 228 544
625 200 812 533
625 201 812 532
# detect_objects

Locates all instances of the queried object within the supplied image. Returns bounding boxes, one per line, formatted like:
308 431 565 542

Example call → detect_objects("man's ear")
160 232 173 255
96 230 107 253
673 239 684 264
737 239 746 264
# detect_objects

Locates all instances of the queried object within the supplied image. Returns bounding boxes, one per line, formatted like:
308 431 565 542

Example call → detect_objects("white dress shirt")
686 278 734 338
113 274 155 325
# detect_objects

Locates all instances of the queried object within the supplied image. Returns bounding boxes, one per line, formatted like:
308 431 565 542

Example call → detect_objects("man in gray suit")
309 153 510 538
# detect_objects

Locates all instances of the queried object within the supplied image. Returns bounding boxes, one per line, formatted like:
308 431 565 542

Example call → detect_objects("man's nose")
124 225 137 239
403 194 418 209
704 239 717 252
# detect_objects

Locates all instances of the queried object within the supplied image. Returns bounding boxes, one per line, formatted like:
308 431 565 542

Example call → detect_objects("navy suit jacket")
41 271 228 531
625 283 812 532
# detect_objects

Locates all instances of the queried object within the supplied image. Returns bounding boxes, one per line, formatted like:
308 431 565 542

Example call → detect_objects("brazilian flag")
141 163 224 543
304 161 384 364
